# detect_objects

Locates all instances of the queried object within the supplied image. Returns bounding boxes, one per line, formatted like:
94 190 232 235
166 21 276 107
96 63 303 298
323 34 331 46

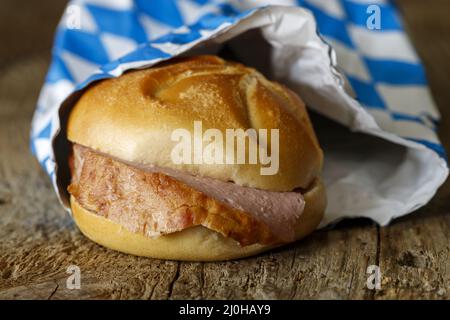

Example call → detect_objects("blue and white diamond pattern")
31 0 446 188
296 0 443 155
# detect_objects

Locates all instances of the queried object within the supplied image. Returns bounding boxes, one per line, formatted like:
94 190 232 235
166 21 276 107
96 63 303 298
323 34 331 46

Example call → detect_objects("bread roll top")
68 55 323 191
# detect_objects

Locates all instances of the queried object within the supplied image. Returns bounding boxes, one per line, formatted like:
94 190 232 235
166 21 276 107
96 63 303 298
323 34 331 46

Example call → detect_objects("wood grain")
0 0 448 299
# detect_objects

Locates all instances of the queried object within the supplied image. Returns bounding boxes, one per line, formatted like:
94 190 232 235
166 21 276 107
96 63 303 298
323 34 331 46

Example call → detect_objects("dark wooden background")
0 0 448 299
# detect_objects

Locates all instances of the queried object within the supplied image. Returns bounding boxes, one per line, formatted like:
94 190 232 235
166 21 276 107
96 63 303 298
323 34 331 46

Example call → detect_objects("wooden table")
0 0 448 300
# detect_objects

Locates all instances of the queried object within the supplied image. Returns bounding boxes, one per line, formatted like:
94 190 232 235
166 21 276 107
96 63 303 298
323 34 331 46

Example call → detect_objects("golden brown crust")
67 55 323 191
70 177 326 261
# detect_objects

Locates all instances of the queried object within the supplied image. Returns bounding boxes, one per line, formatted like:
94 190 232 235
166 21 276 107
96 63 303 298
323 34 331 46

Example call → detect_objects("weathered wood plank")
170 223 378 300
376 213 449 299
0 0 448 300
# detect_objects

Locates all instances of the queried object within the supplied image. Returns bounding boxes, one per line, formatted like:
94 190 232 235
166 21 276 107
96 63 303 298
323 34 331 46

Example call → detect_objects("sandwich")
66 55 326 261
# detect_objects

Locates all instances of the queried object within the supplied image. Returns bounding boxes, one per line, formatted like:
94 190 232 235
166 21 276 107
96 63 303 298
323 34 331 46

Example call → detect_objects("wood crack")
168 262 181 299
47 282 59 300
371 225 381 300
